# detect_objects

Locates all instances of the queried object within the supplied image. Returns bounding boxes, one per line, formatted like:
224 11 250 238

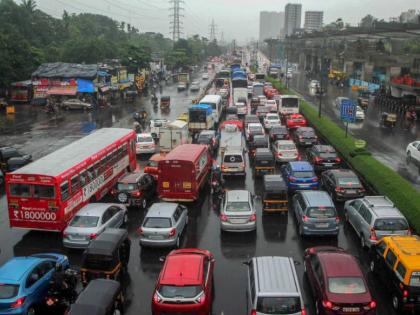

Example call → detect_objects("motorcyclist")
49 263 77 303
211 164 224 197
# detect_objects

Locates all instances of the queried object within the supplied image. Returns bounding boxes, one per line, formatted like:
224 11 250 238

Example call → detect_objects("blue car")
281 161 319 191
0 253 68 315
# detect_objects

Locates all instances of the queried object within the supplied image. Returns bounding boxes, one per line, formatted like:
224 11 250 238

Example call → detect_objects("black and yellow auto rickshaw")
254 148 275 177
160 96 171 109
380 112 397 128
80 228 131 286
67 279 125 315
262 175 288 213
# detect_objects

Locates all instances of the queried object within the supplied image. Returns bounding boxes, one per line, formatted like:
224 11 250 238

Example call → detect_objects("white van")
199 94 222 126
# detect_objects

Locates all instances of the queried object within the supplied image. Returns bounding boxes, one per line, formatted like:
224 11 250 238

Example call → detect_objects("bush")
268 78 420 233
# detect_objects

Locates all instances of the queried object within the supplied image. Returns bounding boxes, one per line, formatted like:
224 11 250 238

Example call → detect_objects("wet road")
0 66 399 315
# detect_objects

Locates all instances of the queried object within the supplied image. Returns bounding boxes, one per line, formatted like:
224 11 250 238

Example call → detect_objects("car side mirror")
242 260 251 266
159 256 166 263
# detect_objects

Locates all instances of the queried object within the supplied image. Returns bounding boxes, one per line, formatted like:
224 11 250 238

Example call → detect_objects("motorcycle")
45 269 78 311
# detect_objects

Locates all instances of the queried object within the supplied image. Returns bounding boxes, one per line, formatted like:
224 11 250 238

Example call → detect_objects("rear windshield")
138 136 153 143
300 131 314 136
33 185 55 199
410 272 420 287
272 127 286 133
143 217 172 228
224 155 243 163
328 277 367 294
282 98 298 108
278 144 296 150
307 207 336 218
267 115 279 120
159 285 202 298
257 297 301 314
117 183 136 191
70 216 99 228
337 177 361 186
374 218 408 231
226 201 250 212
0 284 19 299
293 171 314 178
319 152 337 159
249 125 263 131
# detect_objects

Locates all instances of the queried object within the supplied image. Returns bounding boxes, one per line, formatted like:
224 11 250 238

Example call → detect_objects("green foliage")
268 77 420 233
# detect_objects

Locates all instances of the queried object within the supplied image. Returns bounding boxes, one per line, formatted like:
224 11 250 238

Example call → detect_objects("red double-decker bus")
6 128 137 232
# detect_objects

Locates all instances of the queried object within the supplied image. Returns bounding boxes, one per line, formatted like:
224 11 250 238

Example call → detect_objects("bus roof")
200 95 221 103
280 95 299 99
164 144 207 163
12 128 134 177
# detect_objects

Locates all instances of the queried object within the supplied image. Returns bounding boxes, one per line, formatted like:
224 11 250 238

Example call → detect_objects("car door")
35 261 55 299
346 199 363 229
292 194 304 225
383 248 398 290
413 142 420 162
358 204 373 240
307 255 323 301
109 206 123 227
100 208 113 229
24 261 53 307
322 172 333 193
172 207 182 237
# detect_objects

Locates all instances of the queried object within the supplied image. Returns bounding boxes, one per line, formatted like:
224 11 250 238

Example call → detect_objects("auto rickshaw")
262 175 288 213
67 279 125 315
254 148 275 177
160 96 170 109
380 112 397 128
80 228 131 286
250 97 259 113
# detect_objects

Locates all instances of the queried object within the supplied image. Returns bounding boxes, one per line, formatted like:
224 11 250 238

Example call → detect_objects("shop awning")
77 79 96 93
47 87 77 96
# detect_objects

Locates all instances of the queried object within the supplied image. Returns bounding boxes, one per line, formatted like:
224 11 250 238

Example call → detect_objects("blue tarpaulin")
77 79 95 93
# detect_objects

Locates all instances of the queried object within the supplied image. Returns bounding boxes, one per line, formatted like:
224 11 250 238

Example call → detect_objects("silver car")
220 190 256 232
61 98 92 110
63 203 127 248
344 196 410 248
139 202 188 248
292 190 339 237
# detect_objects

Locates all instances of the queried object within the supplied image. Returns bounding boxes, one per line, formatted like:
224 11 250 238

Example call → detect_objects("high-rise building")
284 3 302 36
304 11 324 31
399 9 419 24
259 11 285 42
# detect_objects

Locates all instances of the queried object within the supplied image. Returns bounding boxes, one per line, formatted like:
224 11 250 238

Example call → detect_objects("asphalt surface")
0 65 400 315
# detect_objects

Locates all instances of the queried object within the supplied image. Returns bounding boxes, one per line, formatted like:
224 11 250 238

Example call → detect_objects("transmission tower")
220 31 225 45
209 19 217 41
169 0 184 42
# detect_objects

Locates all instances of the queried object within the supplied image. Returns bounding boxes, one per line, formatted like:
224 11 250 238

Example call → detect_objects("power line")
169 0 184 41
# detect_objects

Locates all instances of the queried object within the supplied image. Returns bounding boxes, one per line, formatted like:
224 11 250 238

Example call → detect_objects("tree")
360 14 377 28
20 0 36 13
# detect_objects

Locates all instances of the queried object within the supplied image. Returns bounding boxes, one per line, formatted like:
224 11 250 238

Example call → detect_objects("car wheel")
141 198 147 209
407 152 412 164
392 294 402 312
27 306 36 315
369 260 375 273
360 235 367 249
123 213 128 224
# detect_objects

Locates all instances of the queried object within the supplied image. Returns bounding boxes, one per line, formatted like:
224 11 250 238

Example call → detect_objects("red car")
152 248 215 315
304 246 376 315
265 88 279 99
286 113 307 129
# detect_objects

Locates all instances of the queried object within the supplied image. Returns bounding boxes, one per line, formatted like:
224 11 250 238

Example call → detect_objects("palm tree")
21 0 37 13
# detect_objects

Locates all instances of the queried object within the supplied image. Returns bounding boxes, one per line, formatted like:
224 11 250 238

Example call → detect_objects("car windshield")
147 160 158 167
143 217 171 228
328 277 367 294
224 155 243 163
138 136 153 143
250 125 263 131
226 201 250 212
282 98 298 108
257 297 301 314
117 183 136 191
69 215 99 228
307 207 336 218
8 183 31 197
301 131 314 137
337 177 361 187
293 171 314 178
159 285 202 298
0 284 19 299
410 272 420 287
279 144 296 150
33 185 55 199
374 218 408 231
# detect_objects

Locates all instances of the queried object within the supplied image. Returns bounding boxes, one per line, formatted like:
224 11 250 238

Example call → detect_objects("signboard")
355 139 367 149
340 99 356 123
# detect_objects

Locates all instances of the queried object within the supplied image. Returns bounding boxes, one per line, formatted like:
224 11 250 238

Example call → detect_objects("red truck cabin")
158 144 211 202
6 128 137 232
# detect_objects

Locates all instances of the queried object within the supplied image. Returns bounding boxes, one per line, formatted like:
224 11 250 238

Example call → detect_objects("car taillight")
370 228 377 241
89 233 97 240
195 293 205 304
250 310 257 315
153 293 162 304
336 157 341 163
299 135 303 139
335 216 340 223
335 186 345 192
289 176 296 182
62 231 68 238
277 152 283 156
132 191 141 197
364 300 377 310
314 156 322 163
403 289 409 297
301 308 307 315
322 300 339 311
302 215 309 222
249 214 257 222
220 214 228 222
221 163 226 170
11 297 25 308
137 227 144 235
168 228 176 237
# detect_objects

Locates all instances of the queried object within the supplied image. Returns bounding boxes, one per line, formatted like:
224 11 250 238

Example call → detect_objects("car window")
375 241 387 256
306 207 336 219
410 272 420 287
359 205 372 223
374 218 408 231
9 183 31 197
101 209 112 224
328 277 367 294
38 261 55 277
396 262 407 281
385 249 398 268
60 181 70 201
350 199 363 211
108 206 120 217
26 267 41 288
0 284 19 299
70 215 99 228
224 155 243 163
143 217 172 228
203 258 210 285
173 208 181 222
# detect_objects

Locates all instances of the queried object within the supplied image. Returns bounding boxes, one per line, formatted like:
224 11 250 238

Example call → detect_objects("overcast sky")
36 0 420 42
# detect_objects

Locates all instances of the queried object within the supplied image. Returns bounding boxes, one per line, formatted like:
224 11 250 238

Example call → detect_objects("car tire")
392 294 402 312
141 198 147 209
369 260 375 273
360 235 367 249
26 306 36 315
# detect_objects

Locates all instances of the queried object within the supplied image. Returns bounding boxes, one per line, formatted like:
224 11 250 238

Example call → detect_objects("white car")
150 119 168 139
190 81 200 91
265 100 277 112
246 122 265 141
60 98 93 110
235 102 248 116
309 80 320 89
264 113 281 130
202 73 209 80
258 95 267 106
272 140 299 163
177 82 187 91
406 141 420 165
356 106 365 120
136 133 156 154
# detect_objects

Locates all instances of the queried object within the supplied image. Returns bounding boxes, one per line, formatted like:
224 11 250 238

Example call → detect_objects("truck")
268 64 281 78
158 120 189 152
188 104 214 133
177 72 190 90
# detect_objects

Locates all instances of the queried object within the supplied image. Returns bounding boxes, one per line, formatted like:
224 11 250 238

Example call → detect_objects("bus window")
80 171 87 186
9 183 31 197
93 162 99 177
122 143 128 156
87 166 95 182
71 175 80 194
117 147 123 160
34 185 55 199
60 181 70 201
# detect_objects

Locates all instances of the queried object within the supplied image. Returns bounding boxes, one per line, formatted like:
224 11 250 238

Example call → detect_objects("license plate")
230 219 247 224
343 307 359 312
149 235 164 240
71 235 85 240
324 163 333 166
298 184 310 187
346 189 356 194
316 223 329 228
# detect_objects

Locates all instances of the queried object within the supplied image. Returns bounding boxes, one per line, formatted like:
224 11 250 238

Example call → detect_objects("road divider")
268 77 420 233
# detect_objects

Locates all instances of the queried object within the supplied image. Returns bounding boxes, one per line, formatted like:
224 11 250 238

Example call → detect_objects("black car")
269 125 289 142
197 130 219 154
293 127 317 147
0 147 32 172
249 135 269 159
112 172 156 209
321 169 365 201
307 145 341 171
244 115 260 129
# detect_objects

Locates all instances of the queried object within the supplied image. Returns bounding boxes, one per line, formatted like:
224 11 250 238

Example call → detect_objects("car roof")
276 140 295 145
300 191 334 207
161 253 204 285
76 203 113 216
146 202 178 217
226 190 250 202
328 169 357 178
318 252 363 277
266 113 279 117
0 257 43 283
248 123 263 127
289 161 313 171
297 127 313 132
313 145 335 152
118 171 144 184
383 236 420 269
149 153 166 162
199 130 215 136
371 206 405 218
